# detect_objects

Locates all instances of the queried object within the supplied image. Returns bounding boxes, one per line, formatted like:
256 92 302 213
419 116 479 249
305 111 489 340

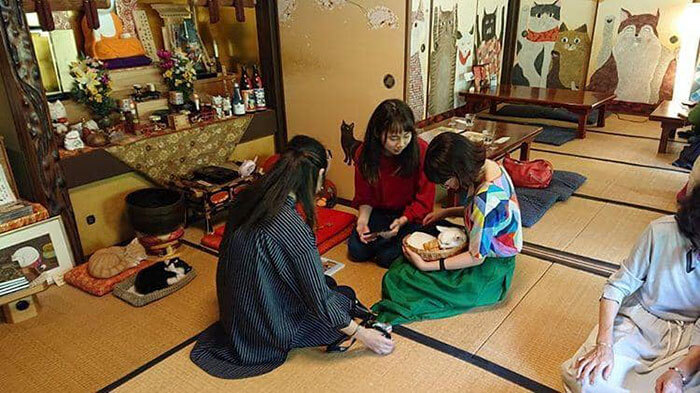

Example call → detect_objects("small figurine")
238 156 258 177
64 130 85 151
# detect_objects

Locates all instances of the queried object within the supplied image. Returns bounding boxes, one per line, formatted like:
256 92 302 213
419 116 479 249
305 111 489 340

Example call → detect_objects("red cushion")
202 207 356 254
63 259 158 296
677 183 688 203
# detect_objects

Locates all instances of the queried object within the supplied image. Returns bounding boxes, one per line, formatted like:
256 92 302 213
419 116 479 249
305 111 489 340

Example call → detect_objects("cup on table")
482 128 495 145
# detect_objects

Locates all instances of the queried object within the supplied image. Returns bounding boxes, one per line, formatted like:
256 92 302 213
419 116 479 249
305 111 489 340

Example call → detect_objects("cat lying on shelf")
134 257 192 295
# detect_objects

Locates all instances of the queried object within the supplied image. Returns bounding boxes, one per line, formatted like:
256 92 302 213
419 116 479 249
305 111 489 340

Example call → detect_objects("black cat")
340 120 361 166
475 6 505 51
134 257 192 295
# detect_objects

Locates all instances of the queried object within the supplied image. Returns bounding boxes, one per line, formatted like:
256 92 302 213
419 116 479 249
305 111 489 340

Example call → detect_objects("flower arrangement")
157 49 196 101
70 56 115 119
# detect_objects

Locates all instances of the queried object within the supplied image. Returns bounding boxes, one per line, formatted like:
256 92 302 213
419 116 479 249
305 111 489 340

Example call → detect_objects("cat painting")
547 23 590 90
340 120 360 166
454 25 474 107
428 5 460 116
407 0 428 120
475 6 505 78
512 0 561 87
588 9 676 104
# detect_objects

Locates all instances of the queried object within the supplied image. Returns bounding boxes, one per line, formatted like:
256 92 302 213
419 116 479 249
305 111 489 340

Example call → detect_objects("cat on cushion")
134 257 192 295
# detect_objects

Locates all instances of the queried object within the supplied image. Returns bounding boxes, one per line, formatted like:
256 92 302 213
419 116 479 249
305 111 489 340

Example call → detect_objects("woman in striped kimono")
561 185 700 393
190 135 394 379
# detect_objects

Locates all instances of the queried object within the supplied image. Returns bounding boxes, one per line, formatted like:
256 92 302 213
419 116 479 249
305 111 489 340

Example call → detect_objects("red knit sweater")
352 139 435 222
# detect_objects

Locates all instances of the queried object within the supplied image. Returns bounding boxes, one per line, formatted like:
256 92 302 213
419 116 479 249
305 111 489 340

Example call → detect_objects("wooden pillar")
256 0 288 153
500 0 521 86
0 0 84 262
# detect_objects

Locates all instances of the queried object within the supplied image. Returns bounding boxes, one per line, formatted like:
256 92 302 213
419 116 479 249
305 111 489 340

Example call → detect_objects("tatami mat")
532 151 684 213
0 246 220 393
533 132 685 170
522 197 605 250
408 255 550 353
476 264 605 390
114 336 529 393
565 204 662 265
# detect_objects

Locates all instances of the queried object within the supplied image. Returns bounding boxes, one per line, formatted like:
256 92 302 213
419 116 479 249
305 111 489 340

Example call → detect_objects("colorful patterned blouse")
462 167 523 261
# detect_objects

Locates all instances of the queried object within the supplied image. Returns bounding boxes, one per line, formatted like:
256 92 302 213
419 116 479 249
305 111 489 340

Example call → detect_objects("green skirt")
371 255 516 325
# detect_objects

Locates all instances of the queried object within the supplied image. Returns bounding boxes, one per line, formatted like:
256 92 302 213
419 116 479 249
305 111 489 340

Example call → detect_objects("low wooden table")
459 85 616 139
419 117 543 161
649 100 690 154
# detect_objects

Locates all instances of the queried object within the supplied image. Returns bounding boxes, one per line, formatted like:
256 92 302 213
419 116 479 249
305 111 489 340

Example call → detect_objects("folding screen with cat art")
511 0 596 90
419 0 506 118
586 0 689 105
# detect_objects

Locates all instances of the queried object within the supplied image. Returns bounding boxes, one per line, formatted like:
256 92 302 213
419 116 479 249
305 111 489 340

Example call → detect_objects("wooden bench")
460 85 616 139
649 100 690 154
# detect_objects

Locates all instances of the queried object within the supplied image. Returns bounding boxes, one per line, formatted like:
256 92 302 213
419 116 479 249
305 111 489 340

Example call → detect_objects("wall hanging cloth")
106 116 251 186
112 267 197 307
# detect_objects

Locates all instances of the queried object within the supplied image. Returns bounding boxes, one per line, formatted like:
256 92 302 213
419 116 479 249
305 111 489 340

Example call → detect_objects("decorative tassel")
208 0 220 24
84 0 100 29
35 0 55 31
234 0 245 22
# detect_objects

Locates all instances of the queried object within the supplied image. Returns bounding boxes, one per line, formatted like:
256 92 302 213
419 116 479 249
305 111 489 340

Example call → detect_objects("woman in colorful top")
348 99 436 268
561 185 700 393
372 132 522 325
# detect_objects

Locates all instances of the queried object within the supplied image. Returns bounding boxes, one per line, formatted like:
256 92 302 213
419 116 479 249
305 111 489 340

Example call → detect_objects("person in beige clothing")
561 185 700 393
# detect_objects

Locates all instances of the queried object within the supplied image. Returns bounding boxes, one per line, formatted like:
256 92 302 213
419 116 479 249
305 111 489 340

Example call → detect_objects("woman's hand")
387 216 408 239
575 344 614 386
356 222 374 244
355 326 394 355
423 209 446 226
655 369 684 393
402 245 433 271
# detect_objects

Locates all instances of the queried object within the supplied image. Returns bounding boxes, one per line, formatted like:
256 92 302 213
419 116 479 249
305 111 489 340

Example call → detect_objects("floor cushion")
201 207 356 255
514 188 559 228
534 126 578 146
63 259 158 296
496 104 600 124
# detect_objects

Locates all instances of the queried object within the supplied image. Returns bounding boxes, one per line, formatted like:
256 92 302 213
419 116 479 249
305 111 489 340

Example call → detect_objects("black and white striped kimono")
190 197 353 379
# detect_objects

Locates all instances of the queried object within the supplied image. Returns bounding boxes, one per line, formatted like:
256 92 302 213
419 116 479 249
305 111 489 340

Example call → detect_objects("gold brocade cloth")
105 116 251 186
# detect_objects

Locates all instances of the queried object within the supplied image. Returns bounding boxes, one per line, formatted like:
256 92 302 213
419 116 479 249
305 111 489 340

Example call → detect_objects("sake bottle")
240 66 256 113
232 83 245 116
252 64 267 111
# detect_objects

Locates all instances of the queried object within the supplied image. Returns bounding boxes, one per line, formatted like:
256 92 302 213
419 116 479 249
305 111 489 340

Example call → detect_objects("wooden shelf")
60 109 276 188
0 282 49 306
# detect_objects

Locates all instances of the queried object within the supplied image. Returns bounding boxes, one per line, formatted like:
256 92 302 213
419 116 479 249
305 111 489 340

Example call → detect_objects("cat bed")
63 259 158 297
534 126 578 146
496 104 602 125
201 207 356 255
514 170 587 227
112 268 197 307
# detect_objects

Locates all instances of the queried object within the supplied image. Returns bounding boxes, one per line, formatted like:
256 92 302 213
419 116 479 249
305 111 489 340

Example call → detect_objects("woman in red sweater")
349 99 435 268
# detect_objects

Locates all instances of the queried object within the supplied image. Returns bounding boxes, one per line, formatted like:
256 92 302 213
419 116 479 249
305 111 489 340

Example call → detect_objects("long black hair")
227 135 328 230
676 184 700 249
423 132 486 190
359 99 420 184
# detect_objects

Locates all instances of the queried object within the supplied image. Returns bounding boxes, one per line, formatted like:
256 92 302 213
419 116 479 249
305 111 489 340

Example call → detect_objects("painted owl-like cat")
511 0 561 87
588 8 676 104
428 5 460 116
547 23 590 90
